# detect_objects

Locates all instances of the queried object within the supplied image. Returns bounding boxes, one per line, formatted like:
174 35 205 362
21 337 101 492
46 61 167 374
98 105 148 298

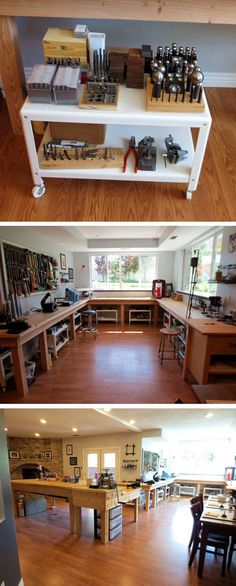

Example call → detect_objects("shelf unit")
20 85 211 200
179 485 196 497
129 309 151 324
47 323 69 357
74 311 82 332
96 309 118 323
203 486 222 499
0 349 13 391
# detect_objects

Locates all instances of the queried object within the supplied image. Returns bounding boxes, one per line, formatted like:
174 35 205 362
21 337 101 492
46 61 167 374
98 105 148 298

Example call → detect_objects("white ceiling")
21 225 218 252
3 407 236 441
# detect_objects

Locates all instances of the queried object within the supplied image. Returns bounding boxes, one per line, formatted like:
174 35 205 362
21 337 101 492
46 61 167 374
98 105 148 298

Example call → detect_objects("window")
91 254 157 290
182 231 223 295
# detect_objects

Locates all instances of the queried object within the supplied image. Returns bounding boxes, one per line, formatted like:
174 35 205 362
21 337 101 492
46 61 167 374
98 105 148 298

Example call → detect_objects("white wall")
63 428 162 481
17 17 236 78
73 251 91 288
0 226 75 312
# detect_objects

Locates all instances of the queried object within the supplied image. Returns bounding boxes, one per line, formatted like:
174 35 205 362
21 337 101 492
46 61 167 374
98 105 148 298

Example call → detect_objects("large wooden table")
198 498 236 577
11 479 140 544
0 1 235 135
0 299 88 397
89 297 158 327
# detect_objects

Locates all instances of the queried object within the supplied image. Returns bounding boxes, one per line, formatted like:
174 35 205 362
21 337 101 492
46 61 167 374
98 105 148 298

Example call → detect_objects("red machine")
152 279 166 298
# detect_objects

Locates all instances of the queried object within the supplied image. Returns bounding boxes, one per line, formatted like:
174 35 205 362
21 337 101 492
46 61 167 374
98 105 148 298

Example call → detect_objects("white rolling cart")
20 86 211 200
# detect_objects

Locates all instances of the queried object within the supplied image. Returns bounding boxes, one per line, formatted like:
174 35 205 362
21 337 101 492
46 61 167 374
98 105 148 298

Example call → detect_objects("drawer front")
211 336 236 354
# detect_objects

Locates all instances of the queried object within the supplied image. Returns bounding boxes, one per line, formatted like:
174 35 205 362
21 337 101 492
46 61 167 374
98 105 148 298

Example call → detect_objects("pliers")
123 136 138 173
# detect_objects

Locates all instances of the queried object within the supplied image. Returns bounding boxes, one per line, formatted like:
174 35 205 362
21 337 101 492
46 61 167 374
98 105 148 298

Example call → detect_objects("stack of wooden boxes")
126 49 145 89
43 28 88 65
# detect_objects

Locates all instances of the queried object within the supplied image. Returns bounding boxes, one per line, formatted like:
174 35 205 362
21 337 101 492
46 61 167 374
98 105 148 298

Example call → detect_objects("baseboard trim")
1 69 236 95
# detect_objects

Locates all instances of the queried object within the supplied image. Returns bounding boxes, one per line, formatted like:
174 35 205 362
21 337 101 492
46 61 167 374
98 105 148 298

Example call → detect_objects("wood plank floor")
0 88 236 221
16 498 236 586
1 325 196 404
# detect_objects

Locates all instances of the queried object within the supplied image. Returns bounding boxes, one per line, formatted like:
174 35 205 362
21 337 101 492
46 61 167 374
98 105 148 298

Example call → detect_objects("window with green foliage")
182 231 223 295
91 254 157 290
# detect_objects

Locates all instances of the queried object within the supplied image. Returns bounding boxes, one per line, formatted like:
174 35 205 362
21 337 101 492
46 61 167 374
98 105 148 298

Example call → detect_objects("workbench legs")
11 345 28 396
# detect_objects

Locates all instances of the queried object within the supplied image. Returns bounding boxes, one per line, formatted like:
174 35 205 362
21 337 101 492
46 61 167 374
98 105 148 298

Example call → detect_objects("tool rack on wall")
2 242 58 298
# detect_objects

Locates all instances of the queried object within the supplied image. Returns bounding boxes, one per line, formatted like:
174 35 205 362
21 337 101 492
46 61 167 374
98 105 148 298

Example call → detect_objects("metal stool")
81 310 98 340
158 327 181 365
170 483 181 498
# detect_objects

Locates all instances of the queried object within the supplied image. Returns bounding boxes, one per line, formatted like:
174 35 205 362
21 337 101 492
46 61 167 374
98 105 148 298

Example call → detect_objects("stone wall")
8 437 63 479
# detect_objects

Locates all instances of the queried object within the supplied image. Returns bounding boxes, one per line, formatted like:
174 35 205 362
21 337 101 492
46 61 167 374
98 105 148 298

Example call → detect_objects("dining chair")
188 501 230 577
188 493 204 549
227 537 236 570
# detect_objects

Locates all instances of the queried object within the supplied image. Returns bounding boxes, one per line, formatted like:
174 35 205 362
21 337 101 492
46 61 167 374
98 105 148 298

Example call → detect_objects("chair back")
190 492 203 513
190 501 202 542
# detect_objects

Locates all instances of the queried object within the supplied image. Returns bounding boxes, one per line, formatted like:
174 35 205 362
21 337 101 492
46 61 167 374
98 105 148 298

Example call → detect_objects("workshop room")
0 224 235 404
0 2 236 222
1 407 236 586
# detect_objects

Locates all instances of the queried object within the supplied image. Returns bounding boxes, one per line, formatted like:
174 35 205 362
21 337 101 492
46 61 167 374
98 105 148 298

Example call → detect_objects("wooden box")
43 28 88 64
49 122 106 144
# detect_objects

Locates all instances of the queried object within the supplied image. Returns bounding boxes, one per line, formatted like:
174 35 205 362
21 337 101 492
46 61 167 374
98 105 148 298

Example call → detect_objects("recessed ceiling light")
40 419 47 424
205 413 213 419
72 427 78 432
128 419 135 425
35 432 40 437
104 408 111 413
4 427 8 431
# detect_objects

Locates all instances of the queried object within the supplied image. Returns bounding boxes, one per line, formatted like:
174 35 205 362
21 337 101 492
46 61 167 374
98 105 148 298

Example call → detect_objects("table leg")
100 510 109 544
75 506 82 537
134 497 139 522
39 331 50 371
198 525 208 578
145 490 150 511
69 504 76 534
153 303 158 326
11 345 28 396
69 314 76 340
120 304 124 327
153 489 157 508
0 16 26 135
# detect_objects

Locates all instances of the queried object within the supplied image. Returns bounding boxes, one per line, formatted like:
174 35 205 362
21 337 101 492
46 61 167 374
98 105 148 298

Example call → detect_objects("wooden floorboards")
1 325 196 404
16 498 235 586
0 88 235 221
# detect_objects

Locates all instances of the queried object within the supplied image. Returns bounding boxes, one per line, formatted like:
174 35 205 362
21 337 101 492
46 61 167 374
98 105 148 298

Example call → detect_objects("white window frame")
90 252 159 291
181 229 223 297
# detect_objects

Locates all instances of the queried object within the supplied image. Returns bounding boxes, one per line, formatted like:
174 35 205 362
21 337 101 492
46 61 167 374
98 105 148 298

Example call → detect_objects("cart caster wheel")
186 190 193 200
32 184 45 198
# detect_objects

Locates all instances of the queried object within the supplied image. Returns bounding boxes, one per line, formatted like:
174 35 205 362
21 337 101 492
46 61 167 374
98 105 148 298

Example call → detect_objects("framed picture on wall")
60 253 66 270
44 451 52 460
68 268 74 280
66 444 73 456
9 450 20 459
74 466 81 477
228 233 236 253
70 457 77 466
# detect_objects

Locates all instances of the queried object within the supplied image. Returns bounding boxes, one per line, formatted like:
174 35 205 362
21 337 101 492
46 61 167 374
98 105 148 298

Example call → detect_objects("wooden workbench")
157 298 203 324
89 296 158 327
11 479 140 544
140 479 175 510
0 299 88 397
0 1 235 135
183 318 236 384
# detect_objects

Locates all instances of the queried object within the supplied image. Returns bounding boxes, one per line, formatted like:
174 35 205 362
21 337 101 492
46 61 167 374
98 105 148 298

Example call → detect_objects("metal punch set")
43 140 116 161
86 49 119 104
150 42 204 103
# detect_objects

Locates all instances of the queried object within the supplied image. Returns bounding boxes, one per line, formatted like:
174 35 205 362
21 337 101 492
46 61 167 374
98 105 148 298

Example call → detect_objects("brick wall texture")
8 437 63 479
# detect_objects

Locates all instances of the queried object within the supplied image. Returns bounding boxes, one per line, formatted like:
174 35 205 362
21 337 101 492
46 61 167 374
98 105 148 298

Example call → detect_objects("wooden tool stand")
20 84 211 200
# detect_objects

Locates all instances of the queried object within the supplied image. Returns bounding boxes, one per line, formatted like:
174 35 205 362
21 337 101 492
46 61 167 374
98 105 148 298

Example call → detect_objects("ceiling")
17 224 218 252
3 407 236 441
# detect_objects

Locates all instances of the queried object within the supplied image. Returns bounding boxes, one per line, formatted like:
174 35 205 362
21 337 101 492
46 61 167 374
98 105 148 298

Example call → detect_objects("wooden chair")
227 537 236 570
158 327 182 365
188 501 229 577
188 493 203 549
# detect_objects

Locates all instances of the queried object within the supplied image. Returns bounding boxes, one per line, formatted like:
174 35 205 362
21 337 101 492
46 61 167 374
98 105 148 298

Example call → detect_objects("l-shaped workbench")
1 296 236 397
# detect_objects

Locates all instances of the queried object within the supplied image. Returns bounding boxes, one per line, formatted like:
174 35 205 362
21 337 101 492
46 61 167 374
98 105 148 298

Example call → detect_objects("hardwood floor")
0 88 236 221
16 498 235 586
1 324 196 404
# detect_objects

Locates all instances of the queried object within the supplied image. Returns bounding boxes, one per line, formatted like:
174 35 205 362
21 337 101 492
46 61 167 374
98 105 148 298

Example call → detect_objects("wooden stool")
170 483 181 498
158 327 182 365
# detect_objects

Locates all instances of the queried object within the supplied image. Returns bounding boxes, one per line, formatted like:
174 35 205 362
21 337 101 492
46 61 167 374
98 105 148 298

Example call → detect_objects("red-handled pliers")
123 136 138 173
